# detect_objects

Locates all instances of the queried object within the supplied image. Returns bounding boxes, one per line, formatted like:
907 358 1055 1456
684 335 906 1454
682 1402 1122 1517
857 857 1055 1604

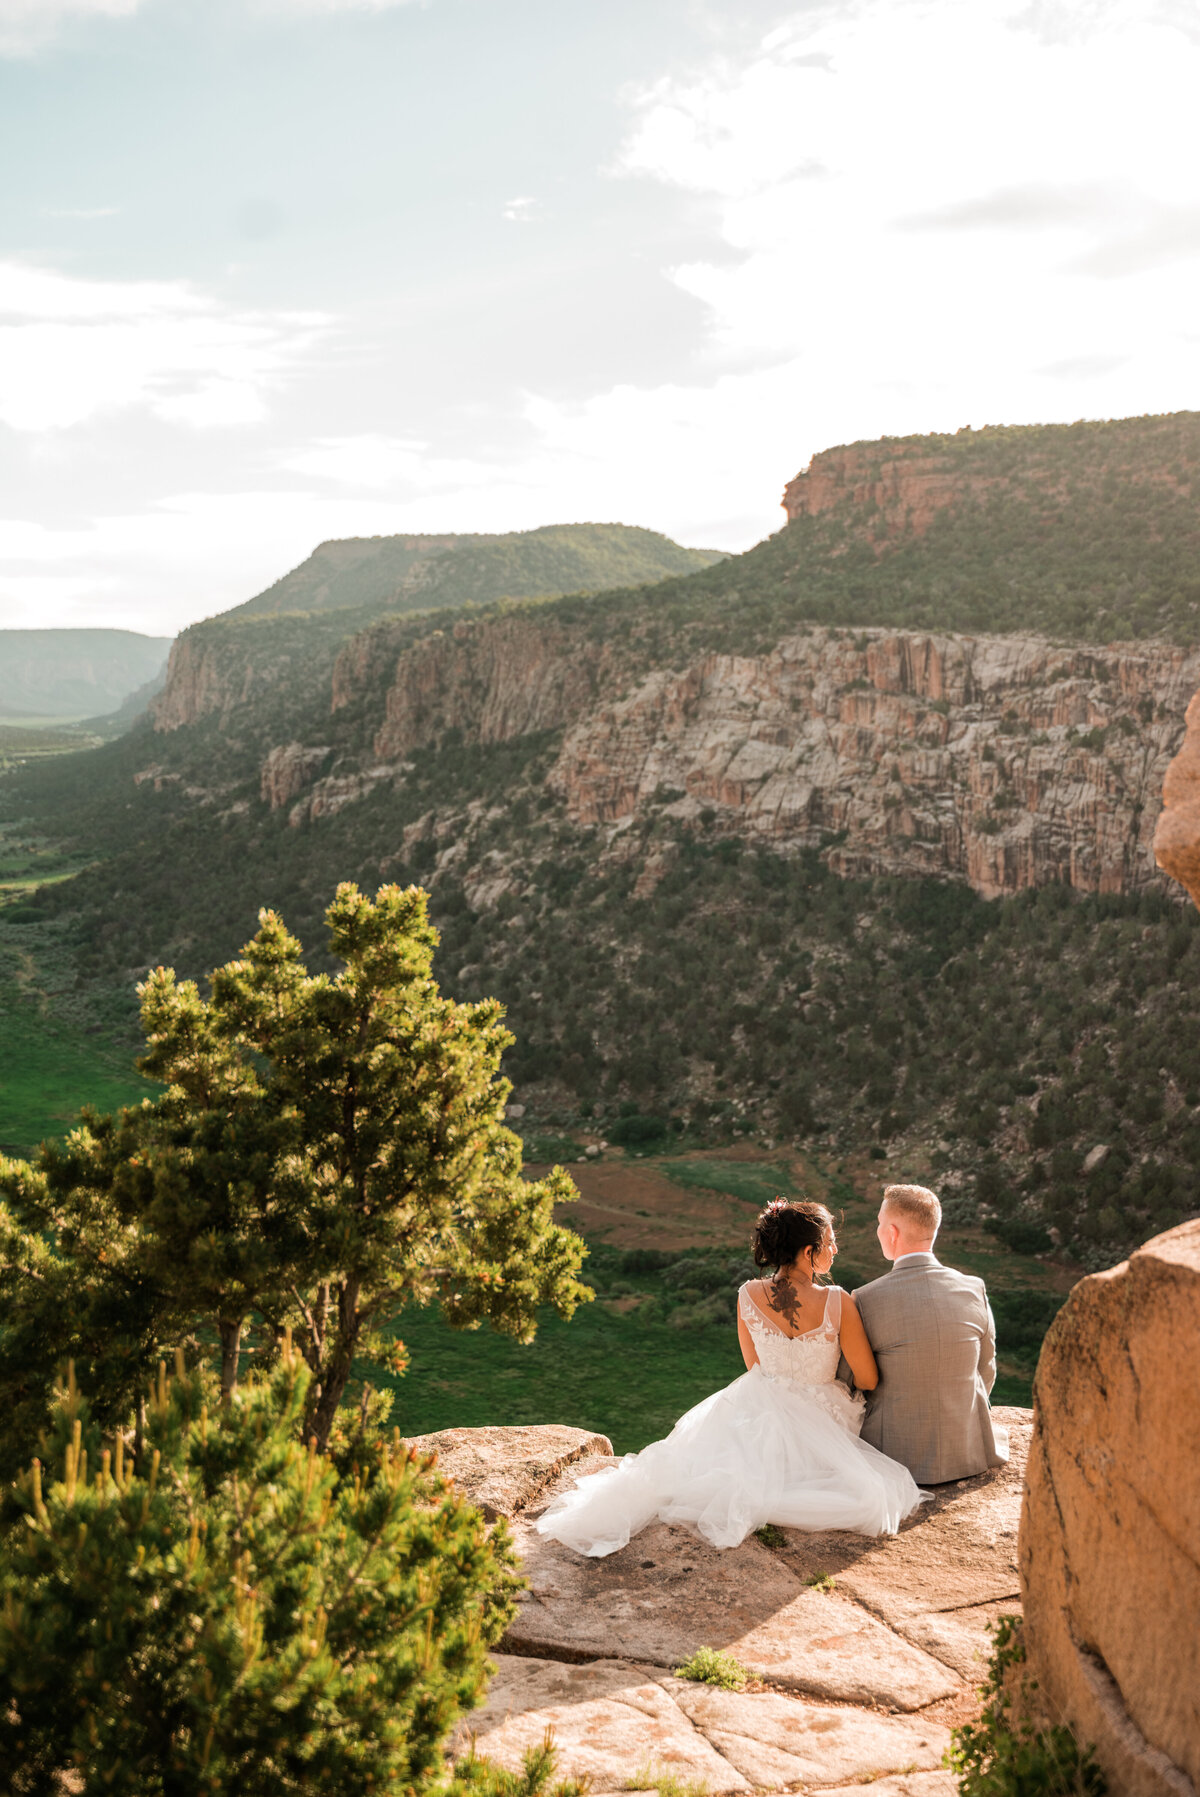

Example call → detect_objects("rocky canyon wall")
333 612 621 756
163 597 1198 905
273 618 1200 901
151 625 304 732
547 628 1199 900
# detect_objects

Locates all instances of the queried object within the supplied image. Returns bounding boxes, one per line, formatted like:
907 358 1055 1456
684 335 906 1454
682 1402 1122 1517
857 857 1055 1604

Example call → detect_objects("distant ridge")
224 522 726 621
0 628 173 721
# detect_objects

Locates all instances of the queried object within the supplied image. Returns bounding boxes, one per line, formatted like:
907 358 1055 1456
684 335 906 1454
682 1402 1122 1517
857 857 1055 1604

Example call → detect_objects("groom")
852 1183 1007 1484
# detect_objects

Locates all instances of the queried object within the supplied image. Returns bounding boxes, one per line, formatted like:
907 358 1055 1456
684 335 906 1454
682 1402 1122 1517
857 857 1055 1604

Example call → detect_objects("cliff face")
333 614 619 759
782 441 993 536
330 619 1196 901
780 417 1199 550
152 630 274 732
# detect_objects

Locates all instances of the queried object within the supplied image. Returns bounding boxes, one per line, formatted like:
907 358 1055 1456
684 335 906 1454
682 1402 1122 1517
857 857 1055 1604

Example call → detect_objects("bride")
537 1198 927 1556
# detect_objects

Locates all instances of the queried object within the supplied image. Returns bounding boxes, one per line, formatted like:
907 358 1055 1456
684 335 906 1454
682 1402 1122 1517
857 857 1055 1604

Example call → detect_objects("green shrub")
947 1616 1106 1796
988 1218 1054 1255
626 1770 709 1797
0 1345 518 1797
454 1732 589 1797
672 1647 748 1691
608 1112 671 1148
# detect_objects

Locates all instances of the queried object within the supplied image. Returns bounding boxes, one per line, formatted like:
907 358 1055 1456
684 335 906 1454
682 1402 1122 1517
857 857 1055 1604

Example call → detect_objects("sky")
1 0 1199 636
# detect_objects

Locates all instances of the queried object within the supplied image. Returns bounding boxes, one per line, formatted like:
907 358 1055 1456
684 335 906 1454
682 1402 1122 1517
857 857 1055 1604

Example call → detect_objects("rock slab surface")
506 1510 957 1710
428 1414 1030 1792
464 1657 952 1795
1020 1221 1200 1797
405 1423 613 1521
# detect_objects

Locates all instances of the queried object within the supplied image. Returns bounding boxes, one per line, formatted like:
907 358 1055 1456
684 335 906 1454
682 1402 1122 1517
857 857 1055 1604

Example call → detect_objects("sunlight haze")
2 0 1198 632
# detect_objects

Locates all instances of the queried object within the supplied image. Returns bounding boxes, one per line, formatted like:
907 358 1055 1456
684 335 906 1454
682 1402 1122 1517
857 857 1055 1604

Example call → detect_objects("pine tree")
0 1343 519 1797
0 883 590 1471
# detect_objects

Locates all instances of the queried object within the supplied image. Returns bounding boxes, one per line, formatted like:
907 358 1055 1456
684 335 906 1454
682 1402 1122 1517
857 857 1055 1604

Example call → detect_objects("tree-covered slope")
567 412 1200 653
8 722 1199 1275
226 522 726 621
7 411 1200 1281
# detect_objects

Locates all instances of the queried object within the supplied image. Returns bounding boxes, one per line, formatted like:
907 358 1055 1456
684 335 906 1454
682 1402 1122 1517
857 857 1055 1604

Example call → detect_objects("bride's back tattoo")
768 1275 806 1327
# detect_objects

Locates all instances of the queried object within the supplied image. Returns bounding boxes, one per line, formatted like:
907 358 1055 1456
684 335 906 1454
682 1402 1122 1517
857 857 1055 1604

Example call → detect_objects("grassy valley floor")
0 988 151 1155
372 1143 1063 1452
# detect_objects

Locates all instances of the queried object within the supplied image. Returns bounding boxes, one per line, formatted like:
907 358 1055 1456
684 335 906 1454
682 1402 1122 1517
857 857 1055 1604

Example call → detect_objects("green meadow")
0 987 151 1155
381 1295 746 1456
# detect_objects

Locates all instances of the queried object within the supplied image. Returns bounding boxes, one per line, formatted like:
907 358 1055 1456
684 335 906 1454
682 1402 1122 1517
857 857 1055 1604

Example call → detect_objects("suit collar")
889 1251 940 1271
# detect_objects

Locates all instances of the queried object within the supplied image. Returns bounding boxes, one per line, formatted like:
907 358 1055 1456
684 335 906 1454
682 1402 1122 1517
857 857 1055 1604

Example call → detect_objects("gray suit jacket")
853 1254 1007 1484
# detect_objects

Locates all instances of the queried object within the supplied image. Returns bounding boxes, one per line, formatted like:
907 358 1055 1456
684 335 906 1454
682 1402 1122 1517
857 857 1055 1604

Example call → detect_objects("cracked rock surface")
429 1416 1030 1793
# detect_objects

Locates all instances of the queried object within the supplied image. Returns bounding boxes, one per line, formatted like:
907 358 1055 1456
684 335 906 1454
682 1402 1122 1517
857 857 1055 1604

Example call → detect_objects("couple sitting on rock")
538 1184 1008 1557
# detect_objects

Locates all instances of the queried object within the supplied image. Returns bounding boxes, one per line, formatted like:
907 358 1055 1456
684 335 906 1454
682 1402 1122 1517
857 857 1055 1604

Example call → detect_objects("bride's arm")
737 1307 760 1371
838 1292 879 1391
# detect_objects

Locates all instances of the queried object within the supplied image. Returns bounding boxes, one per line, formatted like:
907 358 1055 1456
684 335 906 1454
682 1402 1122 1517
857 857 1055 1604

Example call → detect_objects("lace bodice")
738 1280 846 1386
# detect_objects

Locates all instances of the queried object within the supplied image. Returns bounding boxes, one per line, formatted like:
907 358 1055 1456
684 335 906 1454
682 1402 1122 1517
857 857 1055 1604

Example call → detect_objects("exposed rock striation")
300 617 1200 900
1019 1220 1200 1797
334 614 619 760
550 629 1199 899
152 626 307 732
782 440 995 537
260 743 331 809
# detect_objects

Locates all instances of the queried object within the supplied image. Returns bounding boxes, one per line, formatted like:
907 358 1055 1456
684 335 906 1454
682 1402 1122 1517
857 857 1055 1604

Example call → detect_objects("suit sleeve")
980 1290 997 1396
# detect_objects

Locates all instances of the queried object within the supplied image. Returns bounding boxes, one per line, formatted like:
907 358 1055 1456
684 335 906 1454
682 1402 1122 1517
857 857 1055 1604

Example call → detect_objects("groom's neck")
890 1241 936 1261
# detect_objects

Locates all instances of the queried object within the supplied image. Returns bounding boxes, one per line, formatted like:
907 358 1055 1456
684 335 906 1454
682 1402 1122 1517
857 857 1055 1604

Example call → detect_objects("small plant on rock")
455 1731 591 1797
753 1522 786 1549
806 1572 836 1592
672 1647 748 1691
626 1767 710 1797
947 1616 1107 1796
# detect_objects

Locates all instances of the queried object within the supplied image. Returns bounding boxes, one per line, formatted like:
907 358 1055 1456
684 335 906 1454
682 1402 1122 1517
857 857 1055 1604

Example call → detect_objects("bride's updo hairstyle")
752 1199 834 1273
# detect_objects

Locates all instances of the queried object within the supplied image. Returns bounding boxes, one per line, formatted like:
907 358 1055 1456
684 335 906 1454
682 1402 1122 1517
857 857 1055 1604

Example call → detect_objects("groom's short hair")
881 1184 942 1239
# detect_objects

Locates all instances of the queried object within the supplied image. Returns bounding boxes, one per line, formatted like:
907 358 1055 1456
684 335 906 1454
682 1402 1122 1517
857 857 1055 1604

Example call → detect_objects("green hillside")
227 521 726 621
0 628 173 721
538 411 1200 657
6 413 1200 1288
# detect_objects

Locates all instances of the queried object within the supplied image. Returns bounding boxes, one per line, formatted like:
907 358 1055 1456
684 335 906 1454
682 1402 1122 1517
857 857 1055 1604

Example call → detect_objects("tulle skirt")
536 1367 928 1556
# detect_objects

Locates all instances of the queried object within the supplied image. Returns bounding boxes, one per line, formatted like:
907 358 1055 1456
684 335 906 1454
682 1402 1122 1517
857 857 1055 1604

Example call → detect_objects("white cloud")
502 196 540 224
42 206 121 220
0 0 141 56
0 489 429 633
256 0 428 12
600 0 1200 489
0 262 329 432
279 434 494 493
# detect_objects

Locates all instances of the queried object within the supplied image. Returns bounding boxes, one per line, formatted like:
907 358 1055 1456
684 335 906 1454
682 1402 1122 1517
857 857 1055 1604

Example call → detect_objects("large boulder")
1153 686 1200 907
1019 1220 1200 1796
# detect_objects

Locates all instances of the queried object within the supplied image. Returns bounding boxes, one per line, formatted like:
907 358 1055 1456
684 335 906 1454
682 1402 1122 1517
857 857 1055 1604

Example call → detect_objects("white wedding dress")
536 1282 927 1556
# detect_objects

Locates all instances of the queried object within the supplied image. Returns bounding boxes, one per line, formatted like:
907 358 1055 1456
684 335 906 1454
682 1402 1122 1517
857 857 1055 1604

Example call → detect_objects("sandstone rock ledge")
428 1409 1031 1796
1021 1221 1200 1797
